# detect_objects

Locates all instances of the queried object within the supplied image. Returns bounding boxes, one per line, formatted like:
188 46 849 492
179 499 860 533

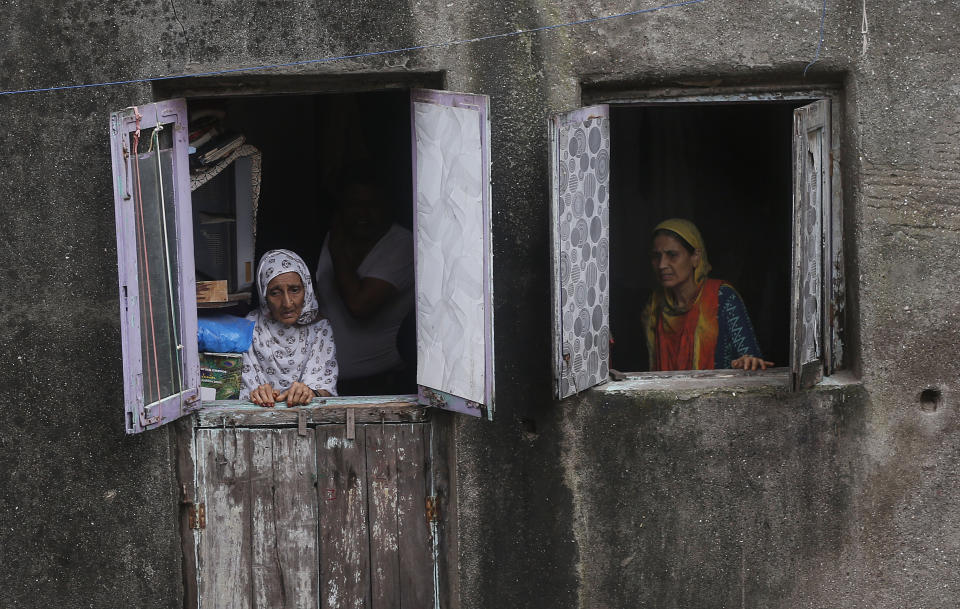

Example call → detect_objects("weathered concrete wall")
451 1 960 608
1 0 958 608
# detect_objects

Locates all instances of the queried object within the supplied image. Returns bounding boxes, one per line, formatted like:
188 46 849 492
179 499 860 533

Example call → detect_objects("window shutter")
823 102 844 376
550 105 611 399
791 100 830 390
410 90 495 419
110 99 200 433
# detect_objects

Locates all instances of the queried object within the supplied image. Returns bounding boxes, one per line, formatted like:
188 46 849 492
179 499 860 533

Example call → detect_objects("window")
110 87 495 434
550 92 844 397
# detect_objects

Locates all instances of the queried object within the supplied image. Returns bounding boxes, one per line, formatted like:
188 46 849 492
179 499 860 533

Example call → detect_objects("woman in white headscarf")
241 249 338 406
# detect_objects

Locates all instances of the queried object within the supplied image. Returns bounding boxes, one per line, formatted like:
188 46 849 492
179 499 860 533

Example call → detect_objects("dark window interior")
196 90 414 271
188 90 416 395
608 101 809 372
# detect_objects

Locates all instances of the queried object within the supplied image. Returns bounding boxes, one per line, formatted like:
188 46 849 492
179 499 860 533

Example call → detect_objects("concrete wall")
1 1 958 608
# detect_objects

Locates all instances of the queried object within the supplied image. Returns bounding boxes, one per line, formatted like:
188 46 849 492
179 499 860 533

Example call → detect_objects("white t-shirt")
315 224 415 380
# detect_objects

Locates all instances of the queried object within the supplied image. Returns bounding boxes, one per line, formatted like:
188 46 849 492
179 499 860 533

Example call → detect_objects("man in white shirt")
314 180 415 395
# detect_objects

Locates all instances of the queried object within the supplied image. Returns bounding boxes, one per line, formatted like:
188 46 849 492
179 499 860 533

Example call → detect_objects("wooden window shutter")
110 99 201 432
410 89 495 419
549 105 611 399
790 99 831 390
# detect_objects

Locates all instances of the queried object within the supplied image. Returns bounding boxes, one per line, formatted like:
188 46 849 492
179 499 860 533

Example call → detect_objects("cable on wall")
0 0 707 97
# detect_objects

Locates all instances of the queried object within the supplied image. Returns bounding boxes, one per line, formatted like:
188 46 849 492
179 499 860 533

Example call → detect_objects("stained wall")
1 1 958 607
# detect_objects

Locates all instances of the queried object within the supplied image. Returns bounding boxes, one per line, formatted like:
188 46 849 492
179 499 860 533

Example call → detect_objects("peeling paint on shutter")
110 99 200 432
791 100 829 390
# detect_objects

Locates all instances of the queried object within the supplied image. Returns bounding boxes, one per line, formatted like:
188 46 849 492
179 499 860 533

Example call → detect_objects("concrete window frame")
564 84 847 394
111 75 499 433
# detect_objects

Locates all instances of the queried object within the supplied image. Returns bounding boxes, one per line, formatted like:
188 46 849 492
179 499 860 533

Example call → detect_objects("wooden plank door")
316 424 434 609
192 422 437 609
195 428 319 608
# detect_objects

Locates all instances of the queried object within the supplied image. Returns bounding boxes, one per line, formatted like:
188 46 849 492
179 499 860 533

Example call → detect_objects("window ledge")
595 367 860 399
196 394 424 428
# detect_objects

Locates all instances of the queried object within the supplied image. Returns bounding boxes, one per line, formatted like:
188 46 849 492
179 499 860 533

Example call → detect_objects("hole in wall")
919 387 942 412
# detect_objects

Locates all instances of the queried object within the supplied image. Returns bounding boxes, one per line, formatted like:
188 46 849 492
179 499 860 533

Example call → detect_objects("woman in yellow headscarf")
642 219 773 371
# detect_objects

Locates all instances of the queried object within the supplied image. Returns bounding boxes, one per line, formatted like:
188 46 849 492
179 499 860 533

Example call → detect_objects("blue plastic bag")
198 314 256 354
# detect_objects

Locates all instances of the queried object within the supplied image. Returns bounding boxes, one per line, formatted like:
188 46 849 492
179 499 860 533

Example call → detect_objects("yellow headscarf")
642 218 714 368
652 218 711 299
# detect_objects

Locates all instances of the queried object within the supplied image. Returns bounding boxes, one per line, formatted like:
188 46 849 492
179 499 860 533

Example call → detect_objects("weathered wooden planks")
395 424 433 608
249 430 318 608
174 417 200 609
316 426 371 609
367 425 402 608
430 413 457 609
197 428 254 609
197 397 426 428
197 429 320 609
192 421 441 609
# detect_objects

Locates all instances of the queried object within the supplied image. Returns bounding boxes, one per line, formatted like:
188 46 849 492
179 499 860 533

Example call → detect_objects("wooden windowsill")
196 394 424 427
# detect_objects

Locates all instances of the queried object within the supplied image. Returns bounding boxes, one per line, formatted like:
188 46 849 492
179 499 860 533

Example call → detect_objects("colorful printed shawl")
643 218 722 371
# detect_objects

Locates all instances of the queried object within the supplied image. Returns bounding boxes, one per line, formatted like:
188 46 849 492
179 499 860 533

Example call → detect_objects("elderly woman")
241 249 338 406
642 218 773 372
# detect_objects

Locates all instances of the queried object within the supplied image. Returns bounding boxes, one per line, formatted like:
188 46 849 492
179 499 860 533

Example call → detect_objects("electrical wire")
0 0 707 97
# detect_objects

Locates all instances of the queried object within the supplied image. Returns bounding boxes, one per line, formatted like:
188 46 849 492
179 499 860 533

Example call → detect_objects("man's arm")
328 224 398 319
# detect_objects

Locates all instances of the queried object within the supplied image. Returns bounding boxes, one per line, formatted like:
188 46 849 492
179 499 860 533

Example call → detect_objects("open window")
550 95 843 397
111 88 495 433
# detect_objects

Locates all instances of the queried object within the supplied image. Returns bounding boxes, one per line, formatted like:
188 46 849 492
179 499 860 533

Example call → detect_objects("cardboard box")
197 280 228 303
199 352 244 400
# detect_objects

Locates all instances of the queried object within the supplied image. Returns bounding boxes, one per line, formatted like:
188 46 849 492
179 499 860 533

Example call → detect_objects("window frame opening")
188 89 420 405
552 86 846 396
111 74 497 433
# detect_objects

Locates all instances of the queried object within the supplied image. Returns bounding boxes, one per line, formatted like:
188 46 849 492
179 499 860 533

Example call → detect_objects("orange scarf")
652 278 723 371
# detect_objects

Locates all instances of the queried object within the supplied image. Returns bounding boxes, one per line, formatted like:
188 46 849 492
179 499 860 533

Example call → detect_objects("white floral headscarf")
240 249 338 398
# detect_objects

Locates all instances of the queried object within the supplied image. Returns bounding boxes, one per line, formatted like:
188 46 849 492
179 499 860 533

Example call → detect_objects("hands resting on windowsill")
730 355 775 371
250 381 332 407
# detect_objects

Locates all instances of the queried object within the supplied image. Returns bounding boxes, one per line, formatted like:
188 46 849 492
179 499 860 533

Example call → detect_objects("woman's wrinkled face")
266 272 305 326
650 234 700 290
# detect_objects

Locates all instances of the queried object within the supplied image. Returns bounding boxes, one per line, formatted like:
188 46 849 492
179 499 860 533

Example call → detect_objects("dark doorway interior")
608 101 809 372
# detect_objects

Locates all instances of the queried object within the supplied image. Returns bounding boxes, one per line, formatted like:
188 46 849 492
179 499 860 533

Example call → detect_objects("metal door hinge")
188 502 206 530
425 496 439 525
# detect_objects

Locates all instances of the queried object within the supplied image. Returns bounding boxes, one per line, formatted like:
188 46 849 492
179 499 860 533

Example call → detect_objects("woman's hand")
731 355 775 371
250 383 278 407
276 381 316 406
